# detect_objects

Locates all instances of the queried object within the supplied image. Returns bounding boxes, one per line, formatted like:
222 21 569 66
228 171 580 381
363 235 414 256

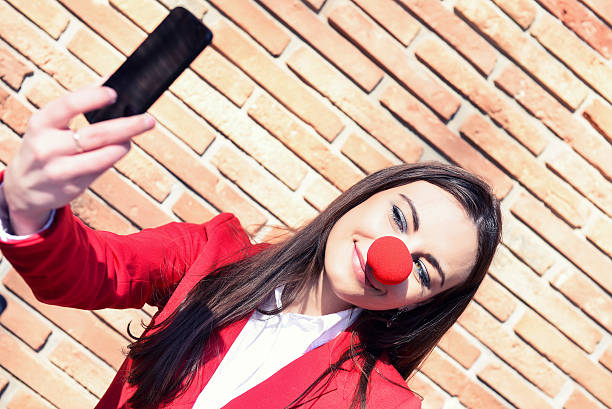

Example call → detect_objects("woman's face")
323 181 479 311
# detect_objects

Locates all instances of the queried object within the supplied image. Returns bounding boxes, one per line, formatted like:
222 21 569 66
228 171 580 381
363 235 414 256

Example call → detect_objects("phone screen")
85 7 213 124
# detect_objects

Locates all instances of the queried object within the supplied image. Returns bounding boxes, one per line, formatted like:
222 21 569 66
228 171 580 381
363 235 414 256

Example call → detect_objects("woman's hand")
3 85 155 235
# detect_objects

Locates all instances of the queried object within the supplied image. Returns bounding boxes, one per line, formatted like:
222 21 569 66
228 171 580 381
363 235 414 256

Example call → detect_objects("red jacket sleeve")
0 199 243 310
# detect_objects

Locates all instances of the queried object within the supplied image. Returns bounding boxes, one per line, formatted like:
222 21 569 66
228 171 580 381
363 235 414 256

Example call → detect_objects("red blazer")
0 200 421 408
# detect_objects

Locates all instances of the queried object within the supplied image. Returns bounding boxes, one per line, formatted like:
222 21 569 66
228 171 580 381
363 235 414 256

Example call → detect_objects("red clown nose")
366 236 413 285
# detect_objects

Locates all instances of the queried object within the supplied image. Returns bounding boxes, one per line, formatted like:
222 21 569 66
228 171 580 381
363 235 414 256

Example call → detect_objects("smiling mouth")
364 265 383 291
354 242 382 291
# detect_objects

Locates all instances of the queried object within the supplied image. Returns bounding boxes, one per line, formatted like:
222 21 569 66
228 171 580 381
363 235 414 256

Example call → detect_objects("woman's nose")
366 236 413 285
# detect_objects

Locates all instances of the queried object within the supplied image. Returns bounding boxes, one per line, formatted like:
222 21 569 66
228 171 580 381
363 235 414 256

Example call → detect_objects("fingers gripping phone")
85 7 213 124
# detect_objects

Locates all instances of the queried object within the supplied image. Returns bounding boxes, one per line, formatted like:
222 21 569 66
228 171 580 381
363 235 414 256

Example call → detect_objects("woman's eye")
392 205 407 232
414 258 431 289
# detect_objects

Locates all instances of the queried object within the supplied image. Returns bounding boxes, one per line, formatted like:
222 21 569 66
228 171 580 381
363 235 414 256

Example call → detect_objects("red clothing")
0 201 421 408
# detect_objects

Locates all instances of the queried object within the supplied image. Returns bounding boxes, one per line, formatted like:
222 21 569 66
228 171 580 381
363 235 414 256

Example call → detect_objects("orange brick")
158 0 207 19
582 98 612 144
473 274 517 321
0 86 33 135
90 169 174 229
93 308 150 340
531 13 612 105
477 360 554 409
0 46 33 90
57 0 145 56
329 4 460 121
380 84 513 200
67 27 124 77
502 217 556 275
420 349 507 409
109 0 167 33
495 64 612 180
141 303 157 317
303 174 341 212
23 75 65 108
491 0 536 29
437 327 480 369
259 224 292 245
515 309 612 407
455 0 588 109
580 0 612 26
209 0 289 56
585 213 612 256
0 374 7 394
417 40 548 155
70 190 138 235
536 0 612 59
459 303 566 397
287 47 422 163
546 147 612 218
0 328 98 408
170 71 308 190
133 127 267 230
257 0 383 92
3 269 128 370
397 0 498 75
211 22 343 141
212 144 317 228
511 191 612 293
0 124 22 165
7 388 54 409
6 0 69 39
460 114 590 227
406 373 446 409
490 245 602 353
0 3 95 90
191 47 255 107
600 344 612 371
171 191 218 225
0 293 51 351
340 133 395 175
148 92 216 155
352 0 420 47
550 265 612 333
564 388 600 409
114 148 174 203
49 339 116 398
247 93 364 191
302 0 325 12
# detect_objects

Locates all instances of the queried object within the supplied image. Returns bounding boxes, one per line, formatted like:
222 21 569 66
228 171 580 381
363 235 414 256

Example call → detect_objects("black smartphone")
85 7 213 124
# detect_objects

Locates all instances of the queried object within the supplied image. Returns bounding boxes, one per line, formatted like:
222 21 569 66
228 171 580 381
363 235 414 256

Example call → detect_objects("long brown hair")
124 161 502 408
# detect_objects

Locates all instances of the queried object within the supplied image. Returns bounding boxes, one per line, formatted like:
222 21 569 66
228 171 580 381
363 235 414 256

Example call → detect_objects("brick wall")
0 0 610 408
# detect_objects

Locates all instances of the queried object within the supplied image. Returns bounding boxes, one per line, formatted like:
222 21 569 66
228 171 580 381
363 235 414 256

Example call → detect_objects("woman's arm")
0 84 213 310
0 169 227 309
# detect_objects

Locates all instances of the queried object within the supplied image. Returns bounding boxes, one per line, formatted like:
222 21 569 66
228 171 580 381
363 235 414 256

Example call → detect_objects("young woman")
0 86 502 409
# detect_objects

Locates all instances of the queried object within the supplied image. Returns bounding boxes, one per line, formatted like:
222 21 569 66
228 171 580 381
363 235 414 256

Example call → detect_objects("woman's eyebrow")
399 193 446 287
400 193 419 231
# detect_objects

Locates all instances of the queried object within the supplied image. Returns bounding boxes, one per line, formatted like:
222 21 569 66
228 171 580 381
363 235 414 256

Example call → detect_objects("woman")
0 86 502 409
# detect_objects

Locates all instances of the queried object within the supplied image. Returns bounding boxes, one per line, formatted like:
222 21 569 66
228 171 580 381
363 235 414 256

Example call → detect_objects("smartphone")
85 7 213 124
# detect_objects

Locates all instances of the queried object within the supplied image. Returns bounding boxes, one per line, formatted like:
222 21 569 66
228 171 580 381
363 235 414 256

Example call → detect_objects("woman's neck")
283 271 353 316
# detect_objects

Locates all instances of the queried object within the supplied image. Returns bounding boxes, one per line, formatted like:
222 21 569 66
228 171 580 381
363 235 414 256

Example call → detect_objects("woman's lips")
353 242 382 291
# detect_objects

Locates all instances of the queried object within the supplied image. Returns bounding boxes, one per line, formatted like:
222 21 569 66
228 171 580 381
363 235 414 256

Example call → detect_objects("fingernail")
144 114 155 127
106 87 117 103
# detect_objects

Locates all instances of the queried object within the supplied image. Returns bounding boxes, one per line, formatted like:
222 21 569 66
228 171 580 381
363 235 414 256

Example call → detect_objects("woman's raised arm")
0 85 233 310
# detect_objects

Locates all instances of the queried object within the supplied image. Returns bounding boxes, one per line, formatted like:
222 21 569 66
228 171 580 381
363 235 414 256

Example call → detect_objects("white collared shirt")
193 286 362 409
